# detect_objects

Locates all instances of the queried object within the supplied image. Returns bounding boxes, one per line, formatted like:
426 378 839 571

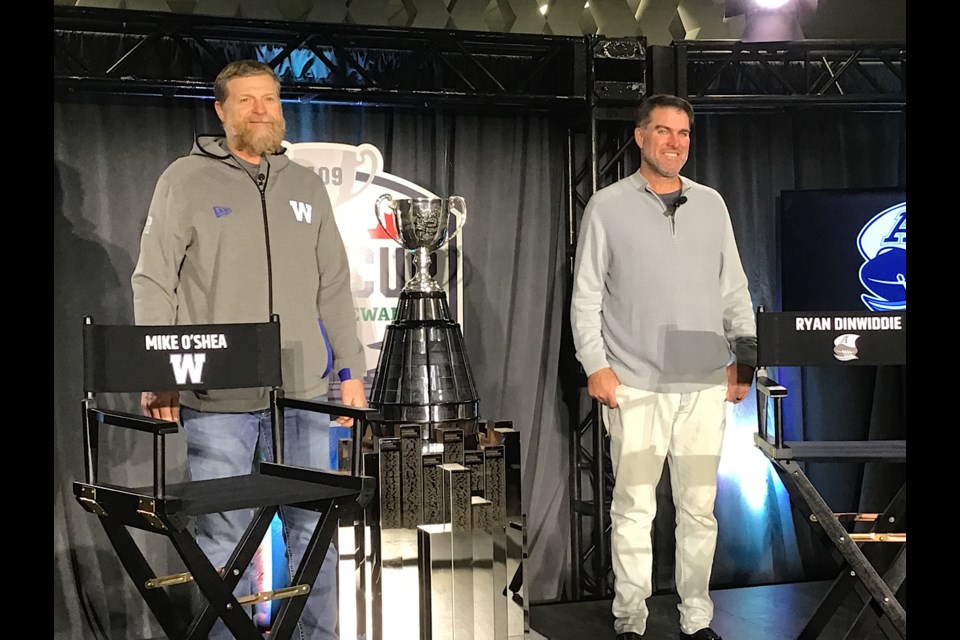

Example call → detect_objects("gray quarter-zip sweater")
571 172 757 392
132 136 366 412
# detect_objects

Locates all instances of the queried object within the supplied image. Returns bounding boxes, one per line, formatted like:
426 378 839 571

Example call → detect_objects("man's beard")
225 116 286 158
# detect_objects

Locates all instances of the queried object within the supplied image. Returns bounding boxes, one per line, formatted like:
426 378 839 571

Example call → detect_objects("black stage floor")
528 580 896 640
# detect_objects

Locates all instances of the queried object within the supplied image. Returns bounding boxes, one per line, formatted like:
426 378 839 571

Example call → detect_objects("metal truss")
53 6 587 112
654 40 906 112
565 119 640 601
564 37 647 601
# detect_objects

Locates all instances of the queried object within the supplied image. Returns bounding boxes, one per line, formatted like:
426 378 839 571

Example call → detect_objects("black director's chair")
73 315 377 640
753 308 906 640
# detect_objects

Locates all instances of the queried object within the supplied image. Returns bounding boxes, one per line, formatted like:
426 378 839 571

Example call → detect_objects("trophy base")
369 290 480 437
369 417 480 442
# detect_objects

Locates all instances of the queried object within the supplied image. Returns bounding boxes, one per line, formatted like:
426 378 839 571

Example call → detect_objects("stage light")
725 0 818 42
754 0 792 8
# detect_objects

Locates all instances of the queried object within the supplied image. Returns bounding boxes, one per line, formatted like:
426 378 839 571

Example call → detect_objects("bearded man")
131 60 367 640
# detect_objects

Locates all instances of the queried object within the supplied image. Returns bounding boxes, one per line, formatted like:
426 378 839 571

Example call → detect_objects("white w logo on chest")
290 200 313 224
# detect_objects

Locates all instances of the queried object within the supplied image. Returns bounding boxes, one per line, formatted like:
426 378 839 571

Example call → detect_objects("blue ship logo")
857 202 906 311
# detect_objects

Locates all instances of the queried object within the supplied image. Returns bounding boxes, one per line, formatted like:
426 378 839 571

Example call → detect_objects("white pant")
603 383 727 636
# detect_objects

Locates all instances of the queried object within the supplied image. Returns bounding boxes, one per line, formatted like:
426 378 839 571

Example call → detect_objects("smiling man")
570 94 757 640
132 60 366 640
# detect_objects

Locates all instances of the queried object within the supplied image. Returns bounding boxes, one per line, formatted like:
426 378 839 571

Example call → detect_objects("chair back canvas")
82 319 283 394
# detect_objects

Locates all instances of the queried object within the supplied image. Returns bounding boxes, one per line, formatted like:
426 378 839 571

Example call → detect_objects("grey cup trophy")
369 193 479 440
375 195 467 293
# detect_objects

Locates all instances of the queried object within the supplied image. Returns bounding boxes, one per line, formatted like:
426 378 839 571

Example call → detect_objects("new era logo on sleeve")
213 206 232 218
290 200 313 224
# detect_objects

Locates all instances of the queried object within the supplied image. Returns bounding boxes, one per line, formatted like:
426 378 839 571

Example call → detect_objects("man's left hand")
726 363 754 404
337 378 367 426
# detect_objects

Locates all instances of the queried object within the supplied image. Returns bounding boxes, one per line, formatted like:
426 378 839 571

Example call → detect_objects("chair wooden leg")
775 460 906 639
178 506 278 640
99 517 189 639
270 500 344 639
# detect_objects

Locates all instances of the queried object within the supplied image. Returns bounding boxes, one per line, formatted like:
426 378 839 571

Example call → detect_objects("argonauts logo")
857 202 906 311
833 334 860 362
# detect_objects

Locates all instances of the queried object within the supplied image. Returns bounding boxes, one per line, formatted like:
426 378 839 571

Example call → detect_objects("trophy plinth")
369 290 479 437
370 196 479 440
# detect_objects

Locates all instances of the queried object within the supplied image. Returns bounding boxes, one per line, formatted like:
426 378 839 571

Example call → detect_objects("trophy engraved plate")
378 438 403 530
422 452 444 525
440 463 472 532
463 450 485 497
483 445 506 528
471 496 492 535
438 427 465 466
400 424 424 528
494 428 522 520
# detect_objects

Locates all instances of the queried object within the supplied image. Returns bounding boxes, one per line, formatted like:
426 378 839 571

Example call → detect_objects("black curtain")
690 110 907 585
54 90 905 639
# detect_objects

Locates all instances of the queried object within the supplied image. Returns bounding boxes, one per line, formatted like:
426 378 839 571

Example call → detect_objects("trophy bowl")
375 195 467 292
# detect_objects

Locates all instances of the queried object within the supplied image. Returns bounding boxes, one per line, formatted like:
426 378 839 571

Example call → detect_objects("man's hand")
587 367 621 408
141 391 180 423
337 379 367 427
726 363 754 404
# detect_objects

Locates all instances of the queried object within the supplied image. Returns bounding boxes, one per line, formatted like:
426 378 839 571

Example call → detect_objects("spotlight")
754 0 791 8
725 0 818 42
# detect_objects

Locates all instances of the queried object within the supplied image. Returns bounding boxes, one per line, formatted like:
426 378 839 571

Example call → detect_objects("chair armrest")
85 408 178 495
89 408 180 434
754 372 788 449
756 375 787 399
277 398 382 423
273 398 381 475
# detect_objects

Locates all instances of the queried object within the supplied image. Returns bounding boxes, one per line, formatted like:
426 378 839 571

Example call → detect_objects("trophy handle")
447 196 467 243
375 194 403 246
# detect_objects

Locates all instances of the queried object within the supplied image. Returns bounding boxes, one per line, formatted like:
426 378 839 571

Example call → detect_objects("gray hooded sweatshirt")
132 136 366 412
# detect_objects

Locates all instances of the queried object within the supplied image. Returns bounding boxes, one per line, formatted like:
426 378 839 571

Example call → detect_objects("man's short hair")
213 60 281 103
635 94 695 129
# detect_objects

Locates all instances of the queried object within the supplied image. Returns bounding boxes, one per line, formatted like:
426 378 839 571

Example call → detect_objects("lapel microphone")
664 195 688 217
